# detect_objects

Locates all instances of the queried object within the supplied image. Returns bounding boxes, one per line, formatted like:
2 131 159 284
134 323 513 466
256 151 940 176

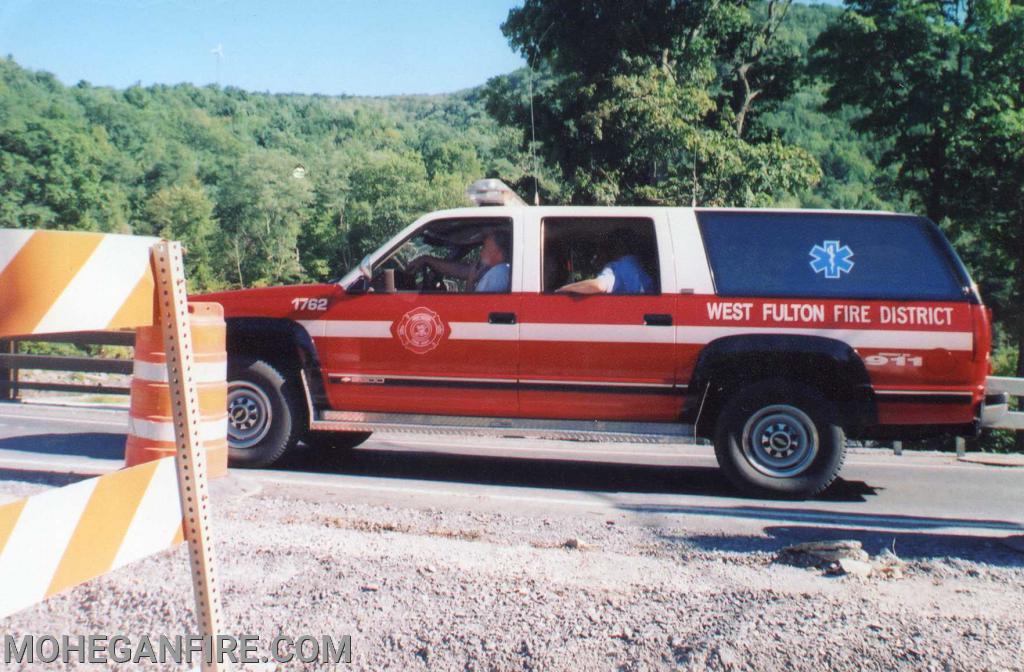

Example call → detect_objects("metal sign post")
151 241 225 672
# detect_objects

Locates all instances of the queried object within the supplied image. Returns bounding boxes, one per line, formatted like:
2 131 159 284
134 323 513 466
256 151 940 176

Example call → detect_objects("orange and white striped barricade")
0 457 183 618
126 302 229 478
0 230 224 670
0 229 157 335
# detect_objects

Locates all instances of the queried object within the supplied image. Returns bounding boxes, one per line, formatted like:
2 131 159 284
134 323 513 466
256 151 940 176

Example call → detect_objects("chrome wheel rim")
741 404 818 478
227 381 272 449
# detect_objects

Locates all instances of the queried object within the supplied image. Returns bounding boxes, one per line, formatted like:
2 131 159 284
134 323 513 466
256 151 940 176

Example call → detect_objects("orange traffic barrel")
124 302 228 478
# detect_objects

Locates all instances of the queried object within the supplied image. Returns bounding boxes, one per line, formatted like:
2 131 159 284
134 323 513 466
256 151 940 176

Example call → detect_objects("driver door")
317 215 521 417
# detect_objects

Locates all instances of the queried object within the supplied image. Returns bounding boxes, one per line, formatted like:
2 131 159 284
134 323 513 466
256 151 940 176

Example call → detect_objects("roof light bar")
466 179 527 207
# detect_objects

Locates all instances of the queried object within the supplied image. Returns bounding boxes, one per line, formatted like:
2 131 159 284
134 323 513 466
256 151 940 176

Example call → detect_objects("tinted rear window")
697 211 966 301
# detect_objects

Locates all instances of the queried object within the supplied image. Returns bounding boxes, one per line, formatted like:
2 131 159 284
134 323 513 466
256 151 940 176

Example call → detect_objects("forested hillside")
1 1 1019 393
0 3 892 289
0 57 535 289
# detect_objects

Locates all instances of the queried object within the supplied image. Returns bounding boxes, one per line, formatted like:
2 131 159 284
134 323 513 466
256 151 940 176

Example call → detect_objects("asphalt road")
1 401 1022 559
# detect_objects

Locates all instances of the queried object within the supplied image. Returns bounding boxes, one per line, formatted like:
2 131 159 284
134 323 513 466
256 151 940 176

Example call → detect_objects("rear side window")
542 217 660 294
697 211 967 301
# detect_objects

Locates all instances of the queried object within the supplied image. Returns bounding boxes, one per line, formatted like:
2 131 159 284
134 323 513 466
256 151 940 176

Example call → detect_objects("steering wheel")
421 266 447 292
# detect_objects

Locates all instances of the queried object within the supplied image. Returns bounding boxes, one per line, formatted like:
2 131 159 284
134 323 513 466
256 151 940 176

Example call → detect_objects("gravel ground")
2 476 1023 671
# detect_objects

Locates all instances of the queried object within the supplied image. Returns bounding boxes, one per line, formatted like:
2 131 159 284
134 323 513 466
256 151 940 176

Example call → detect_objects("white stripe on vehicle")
303 320 392 339
676 325 972 351
448 322 518 341
520 323 676 344
305 319 971 351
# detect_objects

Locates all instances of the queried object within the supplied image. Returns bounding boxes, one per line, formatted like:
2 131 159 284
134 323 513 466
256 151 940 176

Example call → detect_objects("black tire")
226 359 303 468
713 379 846 499
303 430 372 452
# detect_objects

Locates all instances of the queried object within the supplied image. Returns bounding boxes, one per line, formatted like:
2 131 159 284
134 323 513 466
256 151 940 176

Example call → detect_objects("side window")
542 217 660 294
370 218 513 294
696 211 965 300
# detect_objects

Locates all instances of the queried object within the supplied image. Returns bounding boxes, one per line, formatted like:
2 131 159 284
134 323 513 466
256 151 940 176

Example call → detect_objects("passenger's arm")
555 278 608 294
556 266 615 294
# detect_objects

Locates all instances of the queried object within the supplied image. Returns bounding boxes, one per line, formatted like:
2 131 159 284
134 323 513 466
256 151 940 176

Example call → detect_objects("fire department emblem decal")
395 307 446 354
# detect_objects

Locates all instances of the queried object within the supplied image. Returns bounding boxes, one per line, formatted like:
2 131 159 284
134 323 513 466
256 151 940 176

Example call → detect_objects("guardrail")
987 376 1024 431
0 330 134 400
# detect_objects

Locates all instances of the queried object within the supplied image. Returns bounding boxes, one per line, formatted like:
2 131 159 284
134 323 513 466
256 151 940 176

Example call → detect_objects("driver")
408 230 511 293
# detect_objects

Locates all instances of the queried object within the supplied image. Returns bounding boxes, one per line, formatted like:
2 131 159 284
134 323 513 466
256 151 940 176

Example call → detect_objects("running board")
311 411 696 444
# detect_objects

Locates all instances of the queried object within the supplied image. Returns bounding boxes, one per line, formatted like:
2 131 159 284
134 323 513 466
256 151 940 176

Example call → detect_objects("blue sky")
0 0 842 96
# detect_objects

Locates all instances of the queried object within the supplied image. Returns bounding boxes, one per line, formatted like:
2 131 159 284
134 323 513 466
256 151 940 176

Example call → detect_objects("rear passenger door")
517 211 682 421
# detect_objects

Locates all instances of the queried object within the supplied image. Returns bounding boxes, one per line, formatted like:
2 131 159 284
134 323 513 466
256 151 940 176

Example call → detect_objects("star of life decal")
809 240 854 279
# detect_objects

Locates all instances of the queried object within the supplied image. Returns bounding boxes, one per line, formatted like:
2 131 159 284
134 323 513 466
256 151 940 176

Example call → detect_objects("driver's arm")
408 255 474 281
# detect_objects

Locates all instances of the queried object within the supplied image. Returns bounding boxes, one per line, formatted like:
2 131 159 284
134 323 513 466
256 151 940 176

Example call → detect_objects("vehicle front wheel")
713 379 846 499
226 359 303 468
303 431 372 452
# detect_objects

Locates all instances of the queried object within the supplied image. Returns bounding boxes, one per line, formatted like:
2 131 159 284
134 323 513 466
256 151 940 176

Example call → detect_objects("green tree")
485 0 820 205
215 150 313 287
343 150 447 259
144 179 219 290
812 0 1024 445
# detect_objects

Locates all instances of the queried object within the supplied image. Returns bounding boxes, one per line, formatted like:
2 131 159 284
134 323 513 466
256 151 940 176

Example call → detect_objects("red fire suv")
200 180 1003 497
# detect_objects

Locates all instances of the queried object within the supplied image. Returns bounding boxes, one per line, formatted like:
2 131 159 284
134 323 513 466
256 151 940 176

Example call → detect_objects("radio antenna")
692 151 698 207
528 67 539 205
527 24 553 206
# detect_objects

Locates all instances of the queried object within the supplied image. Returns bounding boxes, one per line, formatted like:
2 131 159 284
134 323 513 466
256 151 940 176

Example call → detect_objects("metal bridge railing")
0 331 134 400
986 376 1024 432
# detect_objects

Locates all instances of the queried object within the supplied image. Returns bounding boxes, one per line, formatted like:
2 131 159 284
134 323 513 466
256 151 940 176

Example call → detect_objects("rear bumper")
981 392 1010 428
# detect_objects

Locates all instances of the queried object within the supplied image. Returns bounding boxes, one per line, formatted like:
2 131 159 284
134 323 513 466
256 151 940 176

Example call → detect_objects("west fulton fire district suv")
198 180 1008 498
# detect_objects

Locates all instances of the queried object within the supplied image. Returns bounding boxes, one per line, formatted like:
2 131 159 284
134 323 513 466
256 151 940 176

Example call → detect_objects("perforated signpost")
151 241 225 672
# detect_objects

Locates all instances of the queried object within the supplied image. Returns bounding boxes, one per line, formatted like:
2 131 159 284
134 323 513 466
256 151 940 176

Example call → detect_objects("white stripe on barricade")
111 458 186 570
0 458 185 620
128 417 228 443
33 235 157 335
0 479 98 617
133 360 228 384
0 229 33 269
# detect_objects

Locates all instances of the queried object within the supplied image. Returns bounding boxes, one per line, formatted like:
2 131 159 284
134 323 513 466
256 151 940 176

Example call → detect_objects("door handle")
489 312 517 325
644 313 673 326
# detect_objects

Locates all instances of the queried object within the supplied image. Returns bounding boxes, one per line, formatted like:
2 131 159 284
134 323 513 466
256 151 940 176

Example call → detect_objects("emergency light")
466 179 527 207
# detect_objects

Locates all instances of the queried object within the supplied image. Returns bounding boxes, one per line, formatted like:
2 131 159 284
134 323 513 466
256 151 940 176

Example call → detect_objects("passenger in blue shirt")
557 228 655 294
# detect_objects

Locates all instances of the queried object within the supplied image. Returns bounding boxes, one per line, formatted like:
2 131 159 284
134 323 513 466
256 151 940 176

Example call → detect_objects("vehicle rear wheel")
227 359 302 468
713 379 846 498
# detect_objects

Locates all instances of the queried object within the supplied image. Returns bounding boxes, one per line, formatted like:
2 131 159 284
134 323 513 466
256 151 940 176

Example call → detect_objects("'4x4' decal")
809 240 854 279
